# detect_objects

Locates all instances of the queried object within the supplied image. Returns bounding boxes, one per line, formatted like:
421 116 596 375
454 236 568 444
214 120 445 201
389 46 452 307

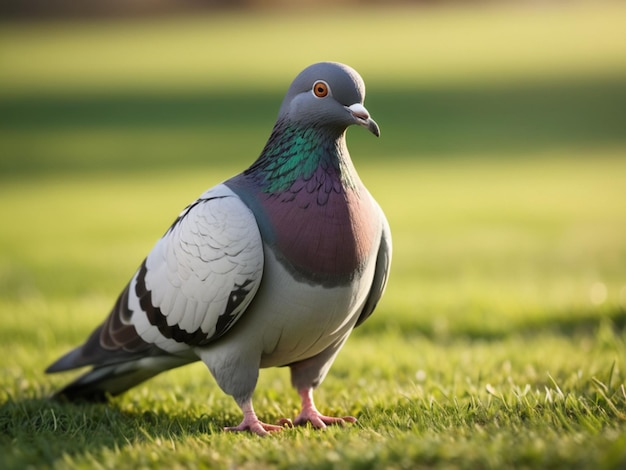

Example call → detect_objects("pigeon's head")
278 62 380 138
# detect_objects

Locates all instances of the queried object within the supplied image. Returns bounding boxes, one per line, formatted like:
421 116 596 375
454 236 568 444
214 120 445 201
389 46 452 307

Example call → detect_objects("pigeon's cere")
46 62 392 436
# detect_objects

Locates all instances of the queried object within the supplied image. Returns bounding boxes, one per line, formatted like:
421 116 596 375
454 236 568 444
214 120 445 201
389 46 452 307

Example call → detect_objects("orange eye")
313 81 329 98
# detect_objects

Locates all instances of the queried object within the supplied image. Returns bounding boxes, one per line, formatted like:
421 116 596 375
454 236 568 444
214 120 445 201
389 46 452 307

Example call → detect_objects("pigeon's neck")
245 119 356 194
226 118 379 287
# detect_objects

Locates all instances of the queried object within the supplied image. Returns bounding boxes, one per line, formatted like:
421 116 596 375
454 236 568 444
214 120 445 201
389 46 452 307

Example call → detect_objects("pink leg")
281 388 357 429
225 399 285 436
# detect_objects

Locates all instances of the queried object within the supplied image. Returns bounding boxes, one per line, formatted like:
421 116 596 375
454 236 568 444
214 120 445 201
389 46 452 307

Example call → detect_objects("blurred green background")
1 0 626 333
2 0 625 312
1 1 626 467
0 2 626 335
2 1 626 176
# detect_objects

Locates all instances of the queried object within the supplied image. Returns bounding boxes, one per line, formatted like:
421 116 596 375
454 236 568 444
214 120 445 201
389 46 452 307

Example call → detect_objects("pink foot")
224 419 284 436
225 400 285 436
281 388 357 429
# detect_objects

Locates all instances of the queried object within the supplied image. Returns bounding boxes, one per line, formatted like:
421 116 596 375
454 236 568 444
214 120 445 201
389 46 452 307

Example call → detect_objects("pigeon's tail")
47 354 196 402
46 317 198 401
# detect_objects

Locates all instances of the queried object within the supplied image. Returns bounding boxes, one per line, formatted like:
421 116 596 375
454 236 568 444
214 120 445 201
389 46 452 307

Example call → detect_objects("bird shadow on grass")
0 396 229 467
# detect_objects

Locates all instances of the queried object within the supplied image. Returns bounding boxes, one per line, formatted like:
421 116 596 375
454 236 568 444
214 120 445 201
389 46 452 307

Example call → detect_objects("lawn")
1 3 626 469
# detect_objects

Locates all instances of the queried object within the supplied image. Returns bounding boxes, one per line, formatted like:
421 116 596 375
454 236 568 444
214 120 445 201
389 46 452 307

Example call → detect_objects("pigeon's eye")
312 81 329 98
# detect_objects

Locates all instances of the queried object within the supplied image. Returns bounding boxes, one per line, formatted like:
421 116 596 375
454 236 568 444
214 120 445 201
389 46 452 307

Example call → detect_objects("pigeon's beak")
348 103 380 137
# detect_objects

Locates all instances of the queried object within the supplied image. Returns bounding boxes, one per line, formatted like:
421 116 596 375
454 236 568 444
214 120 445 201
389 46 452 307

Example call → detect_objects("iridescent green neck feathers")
245 120 357 194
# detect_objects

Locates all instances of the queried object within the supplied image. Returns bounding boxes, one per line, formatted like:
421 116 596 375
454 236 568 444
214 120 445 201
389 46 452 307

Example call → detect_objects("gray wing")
47 183 265 373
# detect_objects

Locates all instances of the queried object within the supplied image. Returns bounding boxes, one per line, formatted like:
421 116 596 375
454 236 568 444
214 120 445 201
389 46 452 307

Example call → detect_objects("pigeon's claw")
226 399 286 436
289 388 357 429
224 420 284 436
291 411 356 429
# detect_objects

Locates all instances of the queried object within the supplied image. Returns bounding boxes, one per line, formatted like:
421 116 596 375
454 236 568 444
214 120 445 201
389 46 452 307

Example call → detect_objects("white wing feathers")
130 184 264 353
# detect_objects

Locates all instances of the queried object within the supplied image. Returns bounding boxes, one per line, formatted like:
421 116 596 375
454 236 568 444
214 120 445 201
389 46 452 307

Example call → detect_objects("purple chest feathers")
262 167 379 285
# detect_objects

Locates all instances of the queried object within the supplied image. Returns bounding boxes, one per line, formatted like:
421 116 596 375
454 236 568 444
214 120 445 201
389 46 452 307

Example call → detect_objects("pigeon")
46 61 392 436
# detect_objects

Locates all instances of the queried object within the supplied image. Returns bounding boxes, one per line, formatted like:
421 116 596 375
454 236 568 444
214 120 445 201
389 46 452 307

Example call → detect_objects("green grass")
2 3 626 469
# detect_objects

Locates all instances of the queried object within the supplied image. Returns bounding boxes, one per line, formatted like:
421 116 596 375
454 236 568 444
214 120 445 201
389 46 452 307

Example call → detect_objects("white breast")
208 242 378 369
